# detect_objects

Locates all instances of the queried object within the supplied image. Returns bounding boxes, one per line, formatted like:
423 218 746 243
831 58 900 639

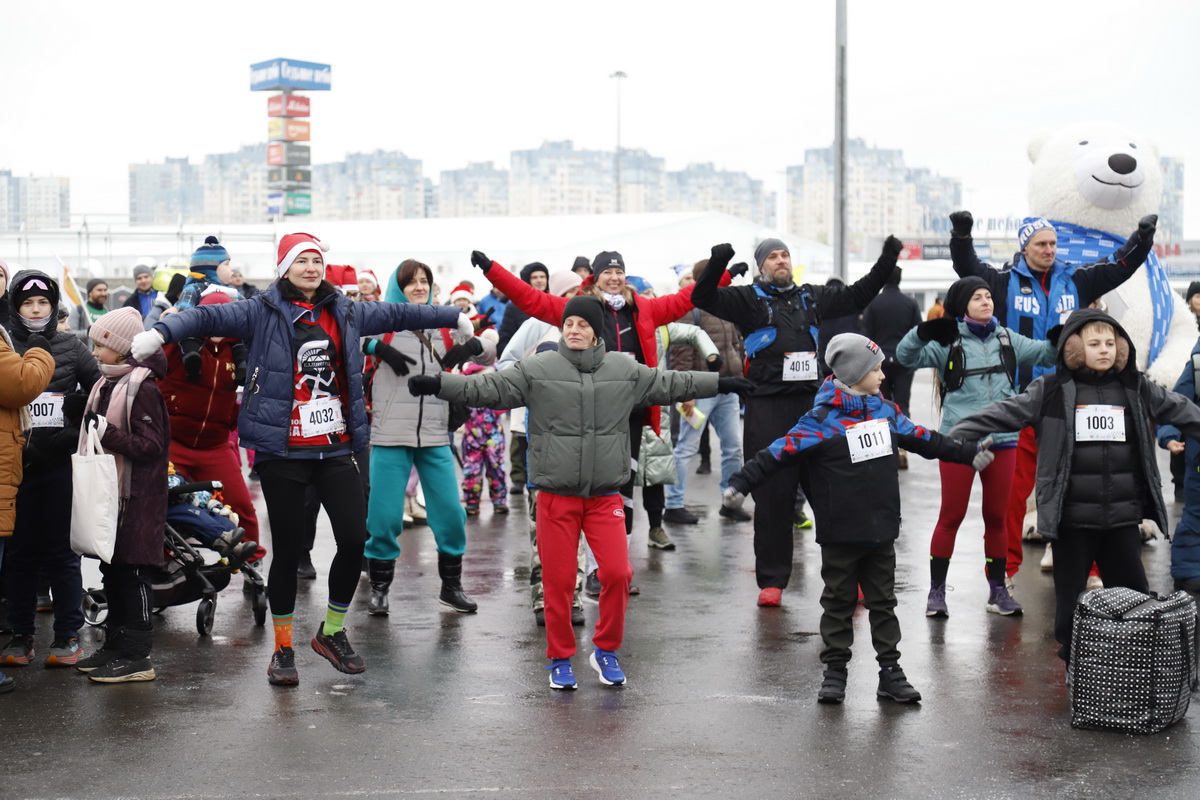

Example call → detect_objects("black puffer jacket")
1061 373 1142 528
6 270 102 467
951 308 1200 539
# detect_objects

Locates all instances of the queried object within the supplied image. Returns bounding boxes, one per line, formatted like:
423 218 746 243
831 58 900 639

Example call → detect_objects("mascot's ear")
1027 130 1051 164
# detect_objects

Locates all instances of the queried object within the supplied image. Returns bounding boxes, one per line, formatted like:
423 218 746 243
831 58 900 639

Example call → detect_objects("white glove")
457 312 475 339
972 436 995 472
722 486 746 509
131 330 164 361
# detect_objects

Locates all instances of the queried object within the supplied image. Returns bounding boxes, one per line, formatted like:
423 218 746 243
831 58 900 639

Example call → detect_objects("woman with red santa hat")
131 232 470 687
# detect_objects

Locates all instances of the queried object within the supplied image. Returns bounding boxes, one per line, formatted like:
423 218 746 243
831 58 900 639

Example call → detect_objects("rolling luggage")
1070 587 1199 733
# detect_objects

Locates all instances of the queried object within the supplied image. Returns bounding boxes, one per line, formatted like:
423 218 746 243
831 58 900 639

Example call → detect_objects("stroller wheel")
82 591 108 627
196 597 217 637
252 589 268 627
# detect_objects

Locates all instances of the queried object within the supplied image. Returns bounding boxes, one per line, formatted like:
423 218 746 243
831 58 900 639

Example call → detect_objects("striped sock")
323 600 351 635
272 613 294 652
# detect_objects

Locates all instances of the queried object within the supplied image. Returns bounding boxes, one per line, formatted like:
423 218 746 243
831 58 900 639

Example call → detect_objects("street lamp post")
610 70 627 214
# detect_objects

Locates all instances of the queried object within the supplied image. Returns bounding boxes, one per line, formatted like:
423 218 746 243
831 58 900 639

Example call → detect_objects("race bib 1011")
847 418 893 463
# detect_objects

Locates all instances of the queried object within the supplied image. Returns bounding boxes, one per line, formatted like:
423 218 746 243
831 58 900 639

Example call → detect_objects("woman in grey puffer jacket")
410 295 749 691
361 259 495 617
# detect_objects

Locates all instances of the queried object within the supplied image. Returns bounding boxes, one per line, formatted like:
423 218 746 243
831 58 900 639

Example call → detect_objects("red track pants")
1003 428 1039 577
537 492 631 659
169 438 264 560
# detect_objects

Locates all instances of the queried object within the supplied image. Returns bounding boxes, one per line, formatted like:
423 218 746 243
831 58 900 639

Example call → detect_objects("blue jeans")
666 392 743 508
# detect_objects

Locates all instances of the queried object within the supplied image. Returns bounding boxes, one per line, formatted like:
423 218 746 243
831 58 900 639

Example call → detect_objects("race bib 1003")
1075 405 1125 442
847 418 893 463
29 392 64 428
299 396 346 438
783 351 818 382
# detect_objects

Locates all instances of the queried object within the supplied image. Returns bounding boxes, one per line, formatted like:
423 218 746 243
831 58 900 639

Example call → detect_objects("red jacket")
161 340 240 449
483 261 730 434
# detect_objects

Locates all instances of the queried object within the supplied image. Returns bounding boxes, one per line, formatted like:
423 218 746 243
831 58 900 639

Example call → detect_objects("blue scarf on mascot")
1044 218 1172 365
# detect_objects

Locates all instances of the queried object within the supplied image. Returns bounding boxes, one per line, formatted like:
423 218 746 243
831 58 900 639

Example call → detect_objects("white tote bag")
70 418 119 563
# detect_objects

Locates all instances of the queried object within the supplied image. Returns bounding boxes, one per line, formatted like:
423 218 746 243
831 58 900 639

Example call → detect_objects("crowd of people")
2 206 1196 703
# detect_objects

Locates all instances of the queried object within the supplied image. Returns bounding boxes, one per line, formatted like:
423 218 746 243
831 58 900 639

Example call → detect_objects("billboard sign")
267 94 312 117
250 58 332 92
267 119 311 142
267 142 311 166
285 192 312 214
268 167 312 186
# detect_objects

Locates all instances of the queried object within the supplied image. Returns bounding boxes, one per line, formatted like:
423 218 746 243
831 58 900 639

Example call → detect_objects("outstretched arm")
470 252 567 327
813 236 902 318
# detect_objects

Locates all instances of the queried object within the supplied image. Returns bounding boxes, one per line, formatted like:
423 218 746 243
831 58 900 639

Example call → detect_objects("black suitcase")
1070 587 1198 733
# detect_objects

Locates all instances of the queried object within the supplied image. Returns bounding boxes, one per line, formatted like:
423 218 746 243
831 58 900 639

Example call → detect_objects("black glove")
915 317 958 346
470 250 493 274
728 262 749 279
709 243 734 272
25 334 50 353
229 341 247 386
375 342 417 376
949 210 974 239
1046 324 1064 347
717 377 755 397
882 235 903 261
1112 214 1158 266
84 411 101 430
62 392 87 426
707 355 723 372
408 374 442 396
441 340 483 370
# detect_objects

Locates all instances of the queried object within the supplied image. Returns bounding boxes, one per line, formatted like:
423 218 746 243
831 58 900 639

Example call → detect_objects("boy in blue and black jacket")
723 333 992 705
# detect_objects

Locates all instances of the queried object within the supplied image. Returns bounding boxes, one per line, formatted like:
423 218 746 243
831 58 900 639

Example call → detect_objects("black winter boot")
89 627 155 683
817 662 848 704
368 559 395 617
876 664 921 703
438 554 477 613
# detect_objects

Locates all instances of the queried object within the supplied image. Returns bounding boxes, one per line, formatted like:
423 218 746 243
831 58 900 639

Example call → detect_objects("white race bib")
1075 405 1125 442
29 392 64 428
847 418 893 463
299 396 346 438
783 351 818 382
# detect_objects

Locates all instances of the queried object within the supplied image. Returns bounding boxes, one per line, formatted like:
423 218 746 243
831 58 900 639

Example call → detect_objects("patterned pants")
461 409 507 505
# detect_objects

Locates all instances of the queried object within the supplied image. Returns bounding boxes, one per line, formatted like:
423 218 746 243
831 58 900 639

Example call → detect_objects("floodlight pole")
611 70 627 214
834 0 848 281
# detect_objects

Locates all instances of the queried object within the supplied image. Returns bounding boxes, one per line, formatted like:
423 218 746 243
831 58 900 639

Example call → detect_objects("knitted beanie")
591 251 625 275
133 264 154 279
192 235 230 269
276 232 328 277
89 307 144 356
825 333 885 387
548 270 582 298
11 270 60 311
943 276 991 319
754 238 789 269
1018 217 1055 250
561 295 604 335
1186 282 1200 303
86 278 107 295
520 262 549 284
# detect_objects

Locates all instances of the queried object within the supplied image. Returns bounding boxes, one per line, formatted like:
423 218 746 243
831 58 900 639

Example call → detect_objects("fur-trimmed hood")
1057 307 1133 376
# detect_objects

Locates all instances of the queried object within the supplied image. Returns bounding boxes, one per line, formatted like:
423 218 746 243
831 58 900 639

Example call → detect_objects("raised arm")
812 236 902 318
470 251 566 328
1072 215 1158 306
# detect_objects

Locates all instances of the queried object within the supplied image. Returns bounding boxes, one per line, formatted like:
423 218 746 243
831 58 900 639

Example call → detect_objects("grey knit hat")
825 333 885 387
754 238 789 269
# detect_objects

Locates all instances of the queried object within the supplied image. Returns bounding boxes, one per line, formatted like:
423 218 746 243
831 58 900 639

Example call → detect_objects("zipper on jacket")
244 366 261 413
414 340 426 448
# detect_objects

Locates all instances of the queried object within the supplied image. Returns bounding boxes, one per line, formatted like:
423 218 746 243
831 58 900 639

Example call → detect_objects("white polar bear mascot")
1027 120 1190 387
1026 120 1184 546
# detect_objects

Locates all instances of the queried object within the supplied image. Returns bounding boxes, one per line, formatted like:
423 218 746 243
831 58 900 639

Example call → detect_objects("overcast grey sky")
3 0 1198 235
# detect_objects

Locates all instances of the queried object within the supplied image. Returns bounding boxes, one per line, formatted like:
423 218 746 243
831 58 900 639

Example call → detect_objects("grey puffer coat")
950 308 1200 540
438 338 719 497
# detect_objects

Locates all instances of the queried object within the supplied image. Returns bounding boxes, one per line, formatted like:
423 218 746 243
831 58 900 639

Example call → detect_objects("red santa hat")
276 232 329 278
324 264 359 294
358 269 379 290
449 282 475 304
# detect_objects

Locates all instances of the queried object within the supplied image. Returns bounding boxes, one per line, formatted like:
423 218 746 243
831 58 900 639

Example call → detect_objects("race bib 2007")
1075 405 1125 442
847 418 892 463
29 392 64 428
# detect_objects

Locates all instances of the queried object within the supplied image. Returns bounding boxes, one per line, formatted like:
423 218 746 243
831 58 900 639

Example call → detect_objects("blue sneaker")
546 658 577 690
590 648 626 686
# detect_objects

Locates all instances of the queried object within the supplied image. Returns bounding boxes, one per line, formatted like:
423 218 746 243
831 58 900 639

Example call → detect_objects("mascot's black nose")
1108 153 1137 175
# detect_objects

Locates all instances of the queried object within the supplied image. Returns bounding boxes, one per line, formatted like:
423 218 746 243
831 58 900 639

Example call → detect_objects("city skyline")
2 1 1198 236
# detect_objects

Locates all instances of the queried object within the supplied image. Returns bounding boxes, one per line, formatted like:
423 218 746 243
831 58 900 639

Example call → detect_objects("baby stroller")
82 477 267 636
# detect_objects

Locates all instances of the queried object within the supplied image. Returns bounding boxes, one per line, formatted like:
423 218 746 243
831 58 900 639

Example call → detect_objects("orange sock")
272 613 294 651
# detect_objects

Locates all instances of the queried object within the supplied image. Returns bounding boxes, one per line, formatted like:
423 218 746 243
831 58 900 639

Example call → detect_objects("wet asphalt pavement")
4 372 1200 799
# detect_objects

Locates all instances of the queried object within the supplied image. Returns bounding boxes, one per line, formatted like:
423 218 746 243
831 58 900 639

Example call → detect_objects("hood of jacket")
813 375 888 419
1056 307 1133 378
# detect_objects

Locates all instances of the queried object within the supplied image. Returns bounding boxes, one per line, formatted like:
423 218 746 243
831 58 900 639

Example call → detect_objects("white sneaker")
1040 543 1054 572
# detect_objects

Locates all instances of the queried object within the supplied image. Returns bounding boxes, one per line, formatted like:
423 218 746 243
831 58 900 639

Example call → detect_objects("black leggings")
99 563 153 632
256 455 368 616
1053 524 1148 662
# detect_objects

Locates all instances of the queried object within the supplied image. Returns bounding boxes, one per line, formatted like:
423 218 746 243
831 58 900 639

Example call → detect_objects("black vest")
1062 373 1142 529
